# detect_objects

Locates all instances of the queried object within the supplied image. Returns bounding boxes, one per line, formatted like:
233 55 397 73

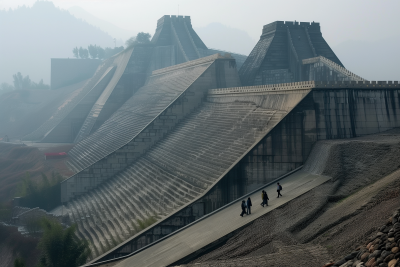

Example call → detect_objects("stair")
288 27 315 60
67 101 277 257
171 19 199 61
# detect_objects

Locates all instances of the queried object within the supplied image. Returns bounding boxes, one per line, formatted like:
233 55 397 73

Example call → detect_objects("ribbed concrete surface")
114 170 331 267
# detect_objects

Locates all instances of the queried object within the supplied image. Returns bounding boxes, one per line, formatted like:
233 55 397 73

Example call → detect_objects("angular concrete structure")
24 48 149 142
149 15 247 71
64 54 241 198
238 21 362 86
15 16 399 266
85 81 400 263
21 15 246 144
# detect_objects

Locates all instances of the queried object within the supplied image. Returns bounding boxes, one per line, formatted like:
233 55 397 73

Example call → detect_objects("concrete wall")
51 59 101 90
239 21 345 86
302 56 366 82
92 81 400 263
62 56 240 203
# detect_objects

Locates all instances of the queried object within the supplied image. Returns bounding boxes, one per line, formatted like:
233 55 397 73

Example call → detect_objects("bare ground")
0 143 74 202
178 129 400 267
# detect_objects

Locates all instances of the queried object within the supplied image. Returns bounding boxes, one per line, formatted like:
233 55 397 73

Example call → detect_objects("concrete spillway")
99 169 331 267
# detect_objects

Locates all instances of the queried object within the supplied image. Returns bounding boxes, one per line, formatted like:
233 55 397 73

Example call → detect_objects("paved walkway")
114 171 331 267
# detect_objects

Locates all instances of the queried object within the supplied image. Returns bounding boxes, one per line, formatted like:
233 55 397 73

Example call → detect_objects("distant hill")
333 36 400 81
195 22 256 55
68 6 136 45
0 1 115 84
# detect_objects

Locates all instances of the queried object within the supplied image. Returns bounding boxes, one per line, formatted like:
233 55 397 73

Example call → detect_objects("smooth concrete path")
114 171 331 267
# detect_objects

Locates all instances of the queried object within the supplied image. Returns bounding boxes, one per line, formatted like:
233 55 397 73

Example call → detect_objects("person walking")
247 197 252 214
277 182 283 198
263 191 269 206
240 200 246 217
260 190 265 207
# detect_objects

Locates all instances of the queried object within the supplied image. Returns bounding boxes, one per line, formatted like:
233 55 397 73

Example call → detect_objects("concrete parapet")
209 80 400 95
151 54 228 76
303 56 366 81
262 21 321 35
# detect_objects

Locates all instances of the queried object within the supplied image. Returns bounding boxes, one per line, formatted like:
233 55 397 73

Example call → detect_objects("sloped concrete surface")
113 170 331 267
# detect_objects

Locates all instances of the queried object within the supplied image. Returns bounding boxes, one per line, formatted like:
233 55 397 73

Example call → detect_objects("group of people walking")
240 182 283 217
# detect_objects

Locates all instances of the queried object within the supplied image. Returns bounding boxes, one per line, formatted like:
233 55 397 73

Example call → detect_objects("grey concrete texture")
64 55 240 203
85 81 400 263
73 86 308 261
22 52 123 142
239 21 346 86
178 130 400 267
112 170 331 267
41 66 117 143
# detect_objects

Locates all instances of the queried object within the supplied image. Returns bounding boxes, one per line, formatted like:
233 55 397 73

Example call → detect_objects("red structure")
44 152 67 160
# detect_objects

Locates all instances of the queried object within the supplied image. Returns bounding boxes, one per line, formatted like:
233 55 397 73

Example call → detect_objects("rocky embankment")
329 209 400 267
180 130 400 267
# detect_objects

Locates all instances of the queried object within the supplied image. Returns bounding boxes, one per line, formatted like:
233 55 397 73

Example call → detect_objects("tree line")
0 72 50 96
9 217 90 267
72 32 152 60
0 171 90 267
16 172 63 211
72 45 124 60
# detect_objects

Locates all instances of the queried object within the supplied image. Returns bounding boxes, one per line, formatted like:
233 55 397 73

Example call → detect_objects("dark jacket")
241 201 246 210
247 199 252 207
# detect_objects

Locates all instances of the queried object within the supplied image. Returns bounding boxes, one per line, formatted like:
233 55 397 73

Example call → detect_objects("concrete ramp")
110 170 331 267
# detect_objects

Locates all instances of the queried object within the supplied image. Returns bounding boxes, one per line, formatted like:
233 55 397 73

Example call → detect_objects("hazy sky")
1 0 399 47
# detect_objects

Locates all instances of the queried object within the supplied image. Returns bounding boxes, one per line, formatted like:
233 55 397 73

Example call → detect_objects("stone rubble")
329 208 400 267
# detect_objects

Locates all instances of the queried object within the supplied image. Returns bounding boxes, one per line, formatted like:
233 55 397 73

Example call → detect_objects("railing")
208 80 400 95
302 56 367 81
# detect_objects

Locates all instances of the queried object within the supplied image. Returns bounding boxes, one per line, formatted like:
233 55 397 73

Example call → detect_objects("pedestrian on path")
260 190 265 207
277 182 283 198
263 191 269 206
240 200 246 217
247 197 252 214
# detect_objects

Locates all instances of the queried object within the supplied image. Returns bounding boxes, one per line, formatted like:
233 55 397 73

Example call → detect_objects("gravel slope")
176 129 400 267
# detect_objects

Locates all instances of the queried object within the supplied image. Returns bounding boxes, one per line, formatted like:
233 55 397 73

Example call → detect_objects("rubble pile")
330 208 400 267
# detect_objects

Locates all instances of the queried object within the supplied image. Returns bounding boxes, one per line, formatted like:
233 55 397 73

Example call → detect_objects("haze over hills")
333 36 400 81
195 22 256 55
0 1 116 84
68 6 135 46
1 0 399 86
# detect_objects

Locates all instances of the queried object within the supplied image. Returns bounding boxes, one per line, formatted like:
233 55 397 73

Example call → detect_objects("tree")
78 47 89 59
13 72 31 90
31 79 50 90
72 47 79 58
136 32 151 44
125 32 152 48
36 218 90 267
104 46 124 58
125 36 136 47
97 47 105 59
88 45 98 59
16 172 37 197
